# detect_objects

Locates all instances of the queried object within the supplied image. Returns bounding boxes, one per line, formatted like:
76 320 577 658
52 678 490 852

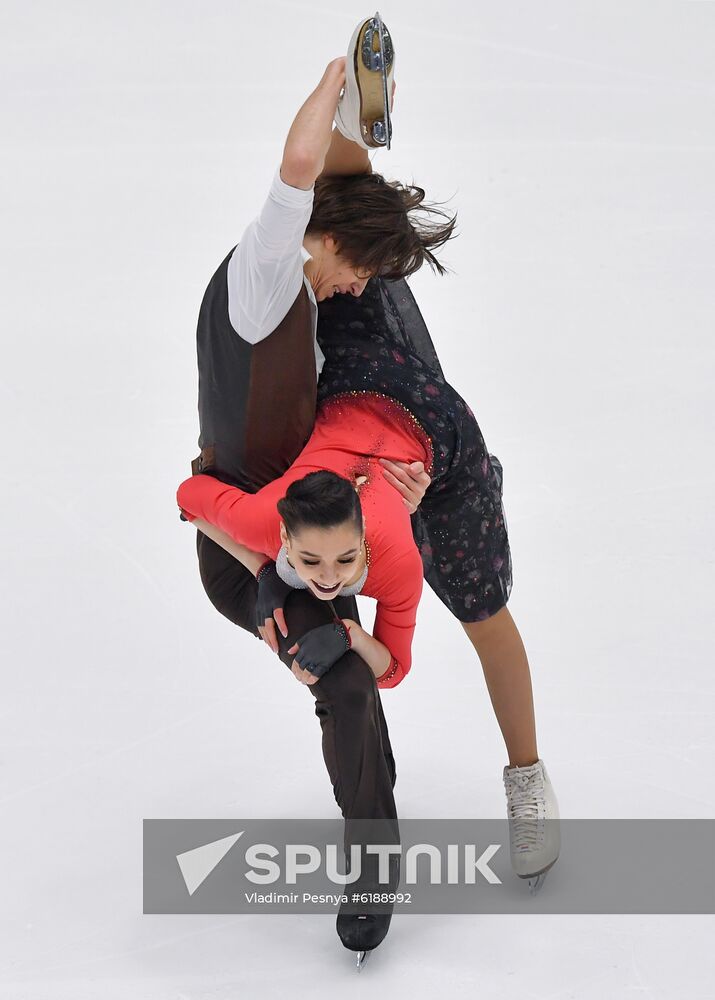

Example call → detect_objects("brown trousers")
195 532 399 845
192 268 399 843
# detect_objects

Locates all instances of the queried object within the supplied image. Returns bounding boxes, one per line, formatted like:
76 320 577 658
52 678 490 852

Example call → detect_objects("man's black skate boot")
336 849 401 969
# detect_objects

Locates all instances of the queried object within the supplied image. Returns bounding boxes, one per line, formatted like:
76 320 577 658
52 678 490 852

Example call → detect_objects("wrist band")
335 620 352 650
378 656 399 684
256 559 273 581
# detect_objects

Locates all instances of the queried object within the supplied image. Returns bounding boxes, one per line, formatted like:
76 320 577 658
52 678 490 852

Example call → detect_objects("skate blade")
355 15 394 148
517 857 558 896
356 949 371 971
528 872 547 896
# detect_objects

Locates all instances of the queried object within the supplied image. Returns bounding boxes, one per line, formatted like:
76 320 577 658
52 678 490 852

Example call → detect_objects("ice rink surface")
1 1 713 996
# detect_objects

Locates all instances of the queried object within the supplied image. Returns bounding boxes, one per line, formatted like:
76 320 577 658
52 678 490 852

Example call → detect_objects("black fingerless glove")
255 561 293 632
293 620 352 678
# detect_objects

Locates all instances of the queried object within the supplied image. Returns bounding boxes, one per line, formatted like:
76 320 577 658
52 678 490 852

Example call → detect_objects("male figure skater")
183 39 456 871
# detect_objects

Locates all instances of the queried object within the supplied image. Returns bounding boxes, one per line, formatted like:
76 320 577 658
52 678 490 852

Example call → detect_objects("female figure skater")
178 390 433 959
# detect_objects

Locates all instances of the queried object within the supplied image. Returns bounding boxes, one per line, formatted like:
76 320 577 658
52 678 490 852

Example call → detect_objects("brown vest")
192 245 317 492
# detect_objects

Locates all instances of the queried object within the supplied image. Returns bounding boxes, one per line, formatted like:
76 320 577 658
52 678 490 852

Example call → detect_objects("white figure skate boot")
335 12 395 150
503 758 561 895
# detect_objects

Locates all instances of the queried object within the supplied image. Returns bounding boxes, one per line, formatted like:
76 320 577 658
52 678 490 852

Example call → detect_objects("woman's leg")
464 605 560 893
461 605 539 768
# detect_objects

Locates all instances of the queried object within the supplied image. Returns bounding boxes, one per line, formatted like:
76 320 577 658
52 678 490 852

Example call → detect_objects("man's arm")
379 459 431 513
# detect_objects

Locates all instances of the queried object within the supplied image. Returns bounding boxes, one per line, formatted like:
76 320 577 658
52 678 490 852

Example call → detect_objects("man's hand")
379 458 431 514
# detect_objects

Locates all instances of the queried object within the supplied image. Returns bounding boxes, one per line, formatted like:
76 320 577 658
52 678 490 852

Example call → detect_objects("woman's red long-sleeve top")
177 393 433 689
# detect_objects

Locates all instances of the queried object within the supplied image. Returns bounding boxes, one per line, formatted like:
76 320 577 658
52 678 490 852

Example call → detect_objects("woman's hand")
255 561 292 653
287 620 351 683
379 458 431 514
289 662 321 686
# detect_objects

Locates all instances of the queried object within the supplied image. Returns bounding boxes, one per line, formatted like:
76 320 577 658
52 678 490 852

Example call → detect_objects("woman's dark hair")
277 470 363 537
305 171 458 279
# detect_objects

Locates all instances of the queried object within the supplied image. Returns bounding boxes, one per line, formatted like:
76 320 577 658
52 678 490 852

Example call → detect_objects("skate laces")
504 763 546 851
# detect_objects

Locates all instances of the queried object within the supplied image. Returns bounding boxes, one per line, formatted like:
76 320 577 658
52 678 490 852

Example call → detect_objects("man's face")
309 235 373 302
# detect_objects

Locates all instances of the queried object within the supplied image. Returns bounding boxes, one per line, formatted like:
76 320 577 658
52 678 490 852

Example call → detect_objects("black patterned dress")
316 277 512 624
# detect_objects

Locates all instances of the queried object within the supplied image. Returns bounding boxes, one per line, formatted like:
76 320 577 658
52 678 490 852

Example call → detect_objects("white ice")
1 1 714 997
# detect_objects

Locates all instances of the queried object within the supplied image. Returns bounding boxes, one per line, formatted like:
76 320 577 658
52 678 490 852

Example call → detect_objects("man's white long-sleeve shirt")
226 165 325 377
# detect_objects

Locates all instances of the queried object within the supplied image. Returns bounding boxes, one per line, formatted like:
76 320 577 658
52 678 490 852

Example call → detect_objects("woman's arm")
311 543 421 690
190 517 269 578
281 59 348 189
288 617 397 688
177 472 282 558
319 126 372 178
367 545 425 689
341 618 392 680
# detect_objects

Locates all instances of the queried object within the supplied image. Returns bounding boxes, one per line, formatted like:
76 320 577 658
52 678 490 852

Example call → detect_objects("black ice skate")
336 850 401 971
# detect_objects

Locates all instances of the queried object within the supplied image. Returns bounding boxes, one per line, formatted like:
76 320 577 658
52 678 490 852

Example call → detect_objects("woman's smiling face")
279 520 365 600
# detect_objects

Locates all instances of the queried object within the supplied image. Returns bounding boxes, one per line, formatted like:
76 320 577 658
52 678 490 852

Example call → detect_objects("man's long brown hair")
305 171 458 279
